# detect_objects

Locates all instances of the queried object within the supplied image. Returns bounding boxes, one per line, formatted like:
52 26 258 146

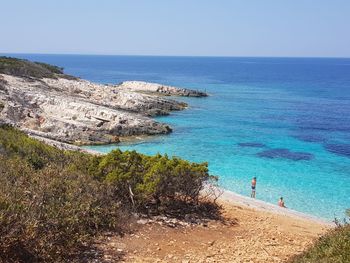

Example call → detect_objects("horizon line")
1 52 350 60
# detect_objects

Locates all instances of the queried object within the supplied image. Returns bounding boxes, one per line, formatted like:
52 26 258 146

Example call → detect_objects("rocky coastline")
117 80 208 97
0 57 207 145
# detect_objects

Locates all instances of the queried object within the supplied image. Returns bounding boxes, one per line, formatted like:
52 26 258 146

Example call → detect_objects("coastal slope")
96 200 328 263
0 57 207 145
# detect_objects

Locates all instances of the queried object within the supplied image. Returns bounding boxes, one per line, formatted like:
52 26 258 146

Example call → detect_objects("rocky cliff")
0 57 207 145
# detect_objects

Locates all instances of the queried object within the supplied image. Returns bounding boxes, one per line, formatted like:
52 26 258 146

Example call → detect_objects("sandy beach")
218 189 331 225
96 191 330 263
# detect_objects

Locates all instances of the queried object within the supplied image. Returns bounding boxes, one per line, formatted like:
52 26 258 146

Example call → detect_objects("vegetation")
0 56 76 80
0 125 218 262
290 211 350 263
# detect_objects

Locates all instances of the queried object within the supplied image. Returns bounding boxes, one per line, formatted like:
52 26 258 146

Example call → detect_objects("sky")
1 0 350 57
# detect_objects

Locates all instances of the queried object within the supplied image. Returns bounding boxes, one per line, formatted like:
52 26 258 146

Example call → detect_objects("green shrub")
0 125 66 169
34 61 63 74
290 217 350 263
0 156 125 262
0 56 76 80
97 150 216 211
0 125 219 262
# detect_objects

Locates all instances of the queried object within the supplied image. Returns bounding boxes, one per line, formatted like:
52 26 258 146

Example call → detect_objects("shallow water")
8 54 350 220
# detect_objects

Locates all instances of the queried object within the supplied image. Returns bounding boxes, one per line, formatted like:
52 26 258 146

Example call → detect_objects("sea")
6 54 350 221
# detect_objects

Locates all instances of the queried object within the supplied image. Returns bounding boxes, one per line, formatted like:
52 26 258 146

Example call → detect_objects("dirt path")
95 201 328 263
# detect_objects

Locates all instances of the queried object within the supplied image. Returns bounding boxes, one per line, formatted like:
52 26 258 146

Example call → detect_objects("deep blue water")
6 54 350 220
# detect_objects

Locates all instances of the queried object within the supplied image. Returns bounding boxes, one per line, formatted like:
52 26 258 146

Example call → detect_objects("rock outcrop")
43 78 188 116
0 71 206 145
117 81 208 97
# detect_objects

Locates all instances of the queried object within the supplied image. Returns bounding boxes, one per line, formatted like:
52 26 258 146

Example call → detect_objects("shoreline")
1 65 207 146
216 187 332 226
27 132 332 226
101 188 329 263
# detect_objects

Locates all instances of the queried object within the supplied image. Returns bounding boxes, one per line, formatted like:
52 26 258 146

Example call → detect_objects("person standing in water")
251 177 257 198
278 197 286 208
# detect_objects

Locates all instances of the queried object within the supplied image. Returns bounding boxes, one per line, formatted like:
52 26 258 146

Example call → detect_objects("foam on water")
8 54 350 221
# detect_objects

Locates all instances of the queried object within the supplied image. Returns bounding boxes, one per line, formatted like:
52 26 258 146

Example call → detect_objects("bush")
98 150 216 211
0 125 66 169
289 214 350 263
0 125 218 262
0 56 76 80
0 157 124 262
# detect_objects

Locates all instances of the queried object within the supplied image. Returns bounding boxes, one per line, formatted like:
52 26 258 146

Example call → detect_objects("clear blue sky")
1 0 349 57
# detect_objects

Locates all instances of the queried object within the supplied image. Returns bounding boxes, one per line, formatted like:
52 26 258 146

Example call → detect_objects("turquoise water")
8 54 350 220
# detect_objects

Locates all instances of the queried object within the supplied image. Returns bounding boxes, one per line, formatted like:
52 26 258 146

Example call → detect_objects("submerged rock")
292 133 326 143
324 143 350 158
257 148 314 161
238 142 266 148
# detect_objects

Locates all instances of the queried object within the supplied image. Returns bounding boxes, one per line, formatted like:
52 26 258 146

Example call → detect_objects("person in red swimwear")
251 177 257 198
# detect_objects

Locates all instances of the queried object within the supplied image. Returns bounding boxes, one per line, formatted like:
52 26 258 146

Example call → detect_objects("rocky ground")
0 74 207 145
92 201 328 263
117 81 208 97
